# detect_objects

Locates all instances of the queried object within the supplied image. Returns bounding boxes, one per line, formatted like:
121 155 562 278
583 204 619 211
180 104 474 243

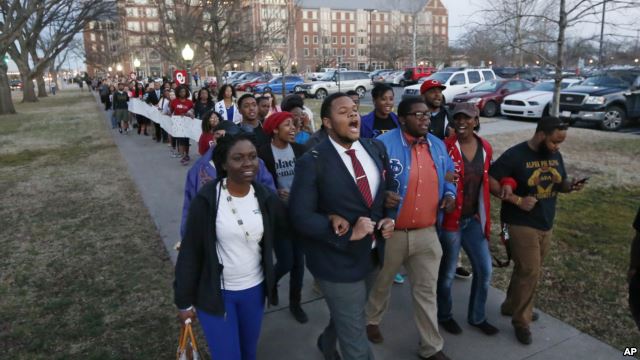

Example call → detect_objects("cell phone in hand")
575 177 590 185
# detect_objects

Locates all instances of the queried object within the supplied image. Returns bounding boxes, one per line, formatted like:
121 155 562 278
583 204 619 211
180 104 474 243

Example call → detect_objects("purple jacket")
180 146 276 239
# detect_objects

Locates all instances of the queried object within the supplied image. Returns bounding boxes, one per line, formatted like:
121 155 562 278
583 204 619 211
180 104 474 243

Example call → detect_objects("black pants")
154 123 167 142
274 234 305 302
630 272 640 331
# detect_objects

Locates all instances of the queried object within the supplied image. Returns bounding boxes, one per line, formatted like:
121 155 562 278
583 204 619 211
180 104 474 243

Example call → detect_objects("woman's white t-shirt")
215 183 264 291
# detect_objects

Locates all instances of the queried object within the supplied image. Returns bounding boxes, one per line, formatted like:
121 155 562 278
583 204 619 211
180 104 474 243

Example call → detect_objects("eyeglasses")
407 112 429 119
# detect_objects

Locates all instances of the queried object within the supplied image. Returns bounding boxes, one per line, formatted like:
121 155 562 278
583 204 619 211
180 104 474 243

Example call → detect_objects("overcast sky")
441 0 640 44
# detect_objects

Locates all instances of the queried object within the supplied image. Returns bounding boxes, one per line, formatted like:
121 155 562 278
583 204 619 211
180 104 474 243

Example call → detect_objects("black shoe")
118 128 122 134
418 350 452 360
455 267 472 279
470 320 499 335
501 309 539 322
439 318 462 334
317 334 342 360
290 303 308 324
514 326 532 345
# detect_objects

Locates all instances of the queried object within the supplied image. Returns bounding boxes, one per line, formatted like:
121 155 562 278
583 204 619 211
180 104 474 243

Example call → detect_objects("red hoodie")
443 133 493 239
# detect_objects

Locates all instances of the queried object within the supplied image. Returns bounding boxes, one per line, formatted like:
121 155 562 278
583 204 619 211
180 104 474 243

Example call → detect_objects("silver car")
300 71 373 99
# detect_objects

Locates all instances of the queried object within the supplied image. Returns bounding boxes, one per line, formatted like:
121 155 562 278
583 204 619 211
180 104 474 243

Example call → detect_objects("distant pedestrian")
280 95 310 145
198 110 222 155
361 84 399 139
215 84 242 123
170 85 195 165
193 88 216 119
237 94 269 148
112 83 130 134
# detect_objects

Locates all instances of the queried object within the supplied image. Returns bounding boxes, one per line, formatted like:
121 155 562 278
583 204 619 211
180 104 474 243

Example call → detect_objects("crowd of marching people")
91 76 596 360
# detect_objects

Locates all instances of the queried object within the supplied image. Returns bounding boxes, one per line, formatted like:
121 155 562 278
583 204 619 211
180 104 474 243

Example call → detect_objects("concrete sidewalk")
97 102 624 360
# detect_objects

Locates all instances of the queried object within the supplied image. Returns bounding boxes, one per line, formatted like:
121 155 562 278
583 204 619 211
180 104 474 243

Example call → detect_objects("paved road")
97 96 625 360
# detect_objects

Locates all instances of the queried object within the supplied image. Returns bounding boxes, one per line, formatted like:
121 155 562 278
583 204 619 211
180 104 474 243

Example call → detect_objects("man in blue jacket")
365 96 456 360
289 93 398 360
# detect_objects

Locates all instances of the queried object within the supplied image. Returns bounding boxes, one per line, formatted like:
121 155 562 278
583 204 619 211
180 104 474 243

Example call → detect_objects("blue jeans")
197 283 265 360
437 217 492 325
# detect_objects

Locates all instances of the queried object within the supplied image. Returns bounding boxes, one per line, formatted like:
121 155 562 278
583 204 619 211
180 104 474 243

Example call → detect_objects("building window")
359 37 364 44
384 25 388 33
332 48 337 55
341 48 346 56
303 23 308 32
435 26 439 35
332 36 337 44
341 23 346 32
304 48 309 57
90 33 96 41
312 23 318 32
332 12 336 20
147 22 159 32
350 48 355 56
350 23 355 33
341 36 346 44
441 26 446 35
376 24 380 33
332 23 336 32
127 21 140 31
350 36 355 44
126 8 138 17
304 36 309 44
314 48 318 56
313 35 318 44
146 8 157 18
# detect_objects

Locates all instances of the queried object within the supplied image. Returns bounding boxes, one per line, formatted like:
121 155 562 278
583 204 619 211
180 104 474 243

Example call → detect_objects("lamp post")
181 44 194 91
365 9 377 71
116 64 123 78
133 58 141 79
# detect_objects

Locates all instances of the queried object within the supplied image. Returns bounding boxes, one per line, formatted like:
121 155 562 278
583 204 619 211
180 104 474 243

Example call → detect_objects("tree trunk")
551 0 566 117
412 16 417 67
0 63 16 115
21 75 38 103
37 76 48 97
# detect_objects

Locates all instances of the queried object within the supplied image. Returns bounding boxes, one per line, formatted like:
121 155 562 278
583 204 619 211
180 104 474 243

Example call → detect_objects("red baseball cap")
420 79 446 94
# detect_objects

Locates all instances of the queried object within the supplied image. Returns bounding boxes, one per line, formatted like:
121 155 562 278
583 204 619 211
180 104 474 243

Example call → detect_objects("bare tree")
7 0 114 103
0 0 39 114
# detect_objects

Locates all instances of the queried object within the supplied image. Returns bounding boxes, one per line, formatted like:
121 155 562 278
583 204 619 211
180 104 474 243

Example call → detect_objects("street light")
116 64 123 72
133 58 141 79
108 66 113 72
233 63 238 70
635 58 639 64
365 9 378 71
181 44 194 90
488 60 493 66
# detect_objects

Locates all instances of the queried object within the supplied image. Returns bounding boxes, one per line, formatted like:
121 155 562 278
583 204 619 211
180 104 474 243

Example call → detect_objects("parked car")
501 79 582 119
308 68 348 81
223 71 244 83
403 68 497 103
372 70 393 84
299 70 373 99
382 71 405 86
369 68 393 80
558 70 640 131
235 74 272 92
401 66 437 86
9 79 22 90
254 75 305 94
451 79 534 117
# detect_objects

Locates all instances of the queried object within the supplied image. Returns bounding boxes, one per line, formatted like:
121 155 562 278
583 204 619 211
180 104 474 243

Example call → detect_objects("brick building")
83 0 448 77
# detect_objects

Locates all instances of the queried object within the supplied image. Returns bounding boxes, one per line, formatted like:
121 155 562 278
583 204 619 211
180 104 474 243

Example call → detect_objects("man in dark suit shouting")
289 93 398 360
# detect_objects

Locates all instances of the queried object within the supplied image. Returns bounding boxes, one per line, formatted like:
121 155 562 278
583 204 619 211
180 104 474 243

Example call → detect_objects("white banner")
128 98 203 142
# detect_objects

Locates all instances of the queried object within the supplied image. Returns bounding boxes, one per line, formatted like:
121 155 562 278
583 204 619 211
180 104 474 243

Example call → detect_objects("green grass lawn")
487 183 640 351
0 90 182 359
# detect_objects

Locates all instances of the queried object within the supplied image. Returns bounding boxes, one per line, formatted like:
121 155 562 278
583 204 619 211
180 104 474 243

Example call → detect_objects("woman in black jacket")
257 111 308 324
175 131 286 360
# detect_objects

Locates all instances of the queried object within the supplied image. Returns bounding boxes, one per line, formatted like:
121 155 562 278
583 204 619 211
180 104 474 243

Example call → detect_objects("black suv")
558 70 640 131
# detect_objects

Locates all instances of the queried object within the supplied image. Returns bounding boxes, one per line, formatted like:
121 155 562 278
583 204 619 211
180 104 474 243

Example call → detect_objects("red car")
235 74 272 92
401 66 437 86
451 79 534 117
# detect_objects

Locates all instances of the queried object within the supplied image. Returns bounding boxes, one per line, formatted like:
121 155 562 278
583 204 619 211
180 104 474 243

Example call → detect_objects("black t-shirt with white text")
372 115 398 138
489 141 567 231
